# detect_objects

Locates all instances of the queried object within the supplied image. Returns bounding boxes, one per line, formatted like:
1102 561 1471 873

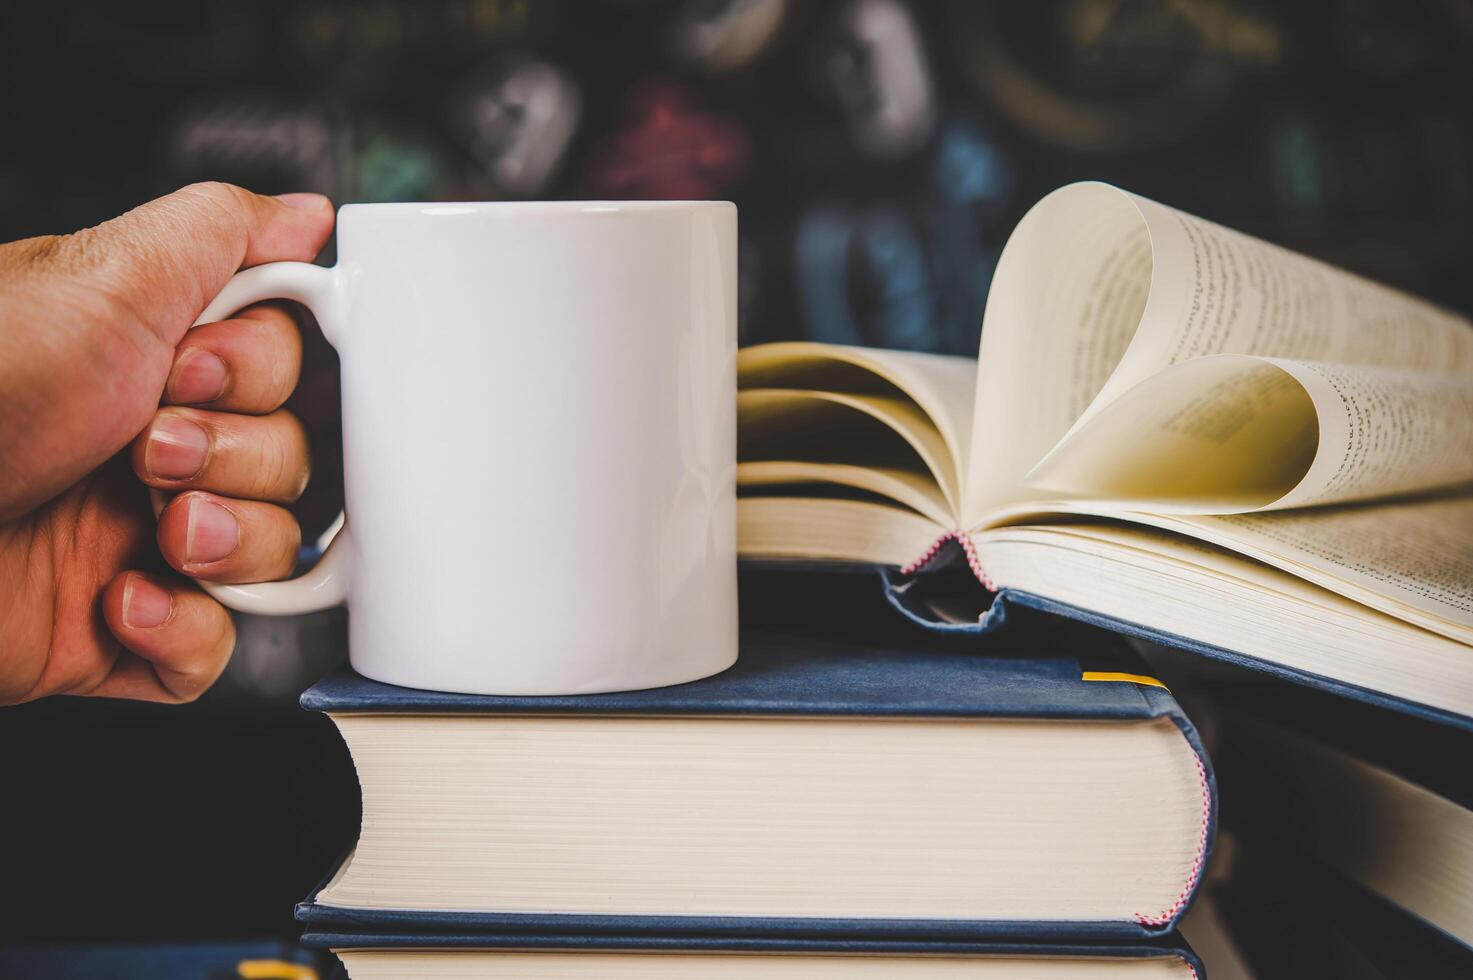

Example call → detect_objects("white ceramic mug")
165 201 739 695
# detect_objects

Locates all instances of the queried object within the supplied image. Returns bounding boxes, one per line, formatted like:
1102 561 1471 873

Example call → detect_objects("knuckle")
23 227 115 279
50 656 113 700
261 413 309 500
172 649 218 687
0 655 48 706
170 181 256 273
180 180 251 211
273 515 304 579
6 234 68 272
186 630 238 697
261 441 290 499
42 231 155 339
238 310 302 401
266 327 302 400
84 205 204 336
56 226 106 270
215 307 300 410
177 182 260 239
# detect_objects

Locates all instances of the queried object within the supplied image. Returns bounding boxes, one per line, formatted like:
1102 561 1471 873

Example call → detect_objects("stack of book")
299 183 1472 976
299 577 1214 976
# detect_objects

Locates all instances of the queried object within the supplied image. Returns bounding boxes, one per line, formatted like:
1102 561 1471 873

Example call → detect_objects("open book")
738 182 1473 722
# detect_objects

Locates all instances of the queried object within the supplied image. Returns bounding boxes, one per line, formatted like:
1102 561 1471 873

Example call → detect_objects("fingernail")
146 416 209 480
169 349 227 403
185 497 240 566
122 574 173 629
275 192 331 211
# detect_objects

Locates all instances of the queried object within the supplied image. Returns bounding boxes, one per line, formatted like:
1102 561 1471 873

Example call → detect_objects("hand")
0 183 335 704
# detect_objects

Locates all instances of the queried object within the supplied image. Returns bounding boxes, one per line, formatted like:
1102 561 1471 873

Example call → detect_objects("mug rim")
339 200 734 216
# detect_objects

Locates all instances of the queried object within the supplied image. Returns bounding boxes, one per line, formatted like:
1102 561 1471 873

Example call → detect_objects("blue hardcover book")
297 619 1216 942
734 181 1473 731
304 937 1201 972
878 564 1473 733
304 931 1201 972
1210 834 1473 980
303 929 1205 980
1201 688 1473 954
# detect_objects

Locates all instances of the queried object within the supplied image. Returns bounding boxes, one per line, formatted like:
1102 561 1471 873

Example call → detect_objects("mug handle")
148 261 353 616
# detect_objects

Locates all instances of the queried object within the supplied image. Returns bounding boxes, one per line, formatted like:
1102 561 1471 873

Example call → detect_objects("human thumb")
0 183 333 520
64 182 335 346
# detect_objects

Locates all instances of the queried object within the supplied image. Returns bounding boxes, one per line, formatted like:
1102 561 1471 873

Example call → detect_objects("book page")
1091 190 1473 409
973 520 1473 712
966 182 1473 523
738 342 977 480
1184 500 1473 637
1272 359 1473 508
738 461 955 526
339 949 1198 979
738 388 960 516
737 496 946 568
966 183 1151 523
981 495 1473 640
1021 354 1473 513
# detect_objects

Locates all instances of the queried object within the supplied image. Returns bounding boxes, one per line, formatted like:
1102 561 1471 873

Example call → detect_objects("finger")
0 185 333 516
165 302 303 413
72 182 335 347
95 571 235 703
134 406 310 504
156 491 301 583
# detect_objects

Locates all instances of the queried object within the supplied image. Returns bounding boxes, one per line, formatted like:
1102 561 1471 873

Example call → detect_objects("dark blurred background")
1 0 1471 953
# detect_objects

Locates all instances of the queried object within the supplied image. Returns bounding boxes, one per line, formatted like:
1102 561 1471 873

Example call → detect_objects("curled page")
738 342 978 480
1025 354 1473 513
1274 359 1473 509
968 182 1473 522
738 388 961 514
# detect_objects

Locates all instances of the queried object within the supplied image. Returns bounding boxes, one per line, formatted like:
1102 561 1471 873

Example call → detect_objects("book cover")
879 562 1473 733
